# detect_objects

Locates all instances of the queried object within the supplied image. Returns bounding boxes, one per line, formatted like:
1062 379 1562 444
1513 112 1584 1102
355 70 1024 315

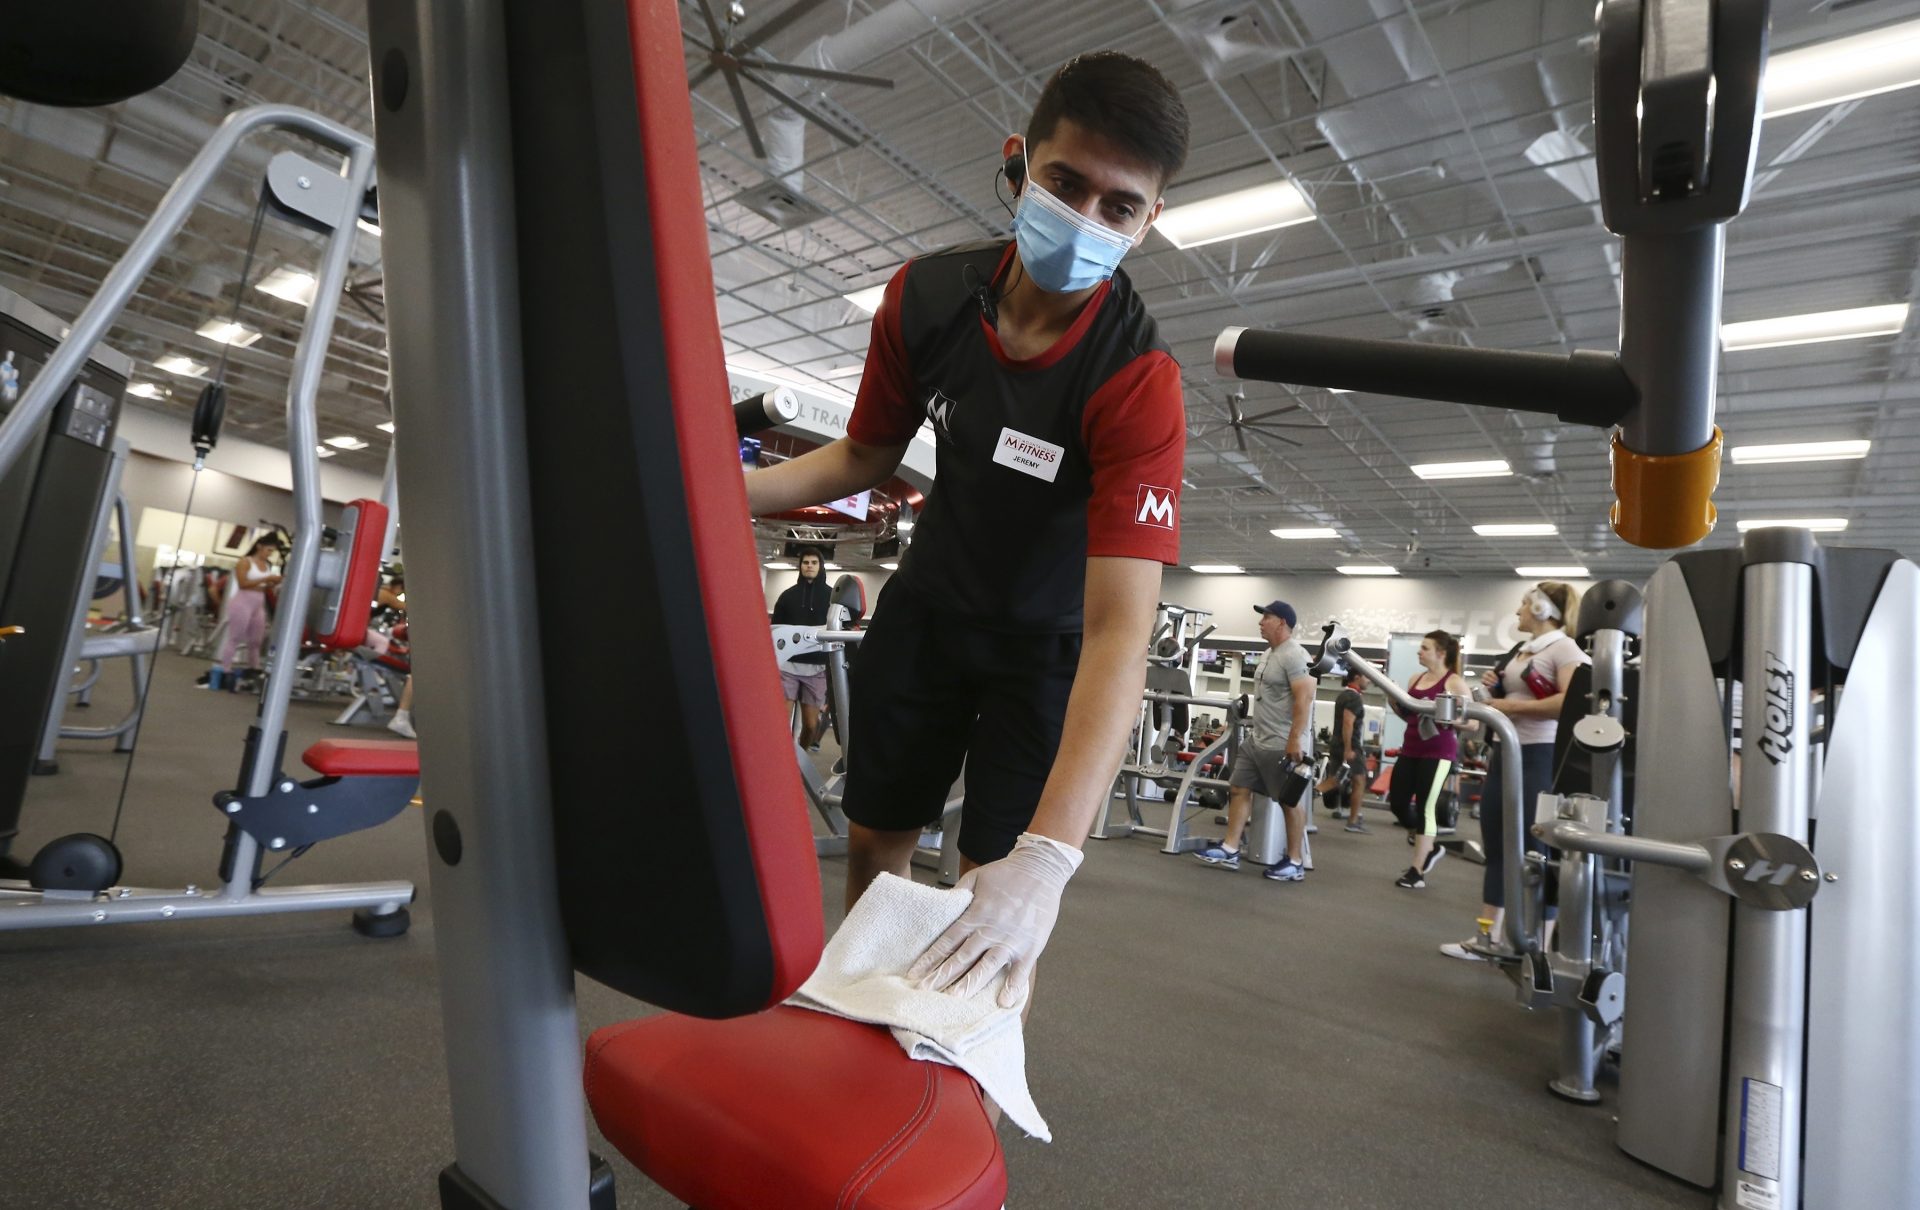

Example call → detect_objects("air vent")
735 181 830 231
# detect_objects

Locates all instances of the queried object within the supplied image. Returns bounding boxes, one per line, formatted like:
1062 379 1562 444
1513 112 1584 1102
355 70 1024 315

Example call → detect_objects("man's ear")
1001 132 1026 195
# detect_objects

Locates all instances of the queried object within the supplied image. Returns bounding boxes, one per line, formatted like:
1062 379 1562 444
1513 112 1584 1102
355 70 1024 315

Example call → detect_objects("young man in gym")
1320 667 1370 832
770 547 832 750
1193 601 1315 880
744 52 1189 1008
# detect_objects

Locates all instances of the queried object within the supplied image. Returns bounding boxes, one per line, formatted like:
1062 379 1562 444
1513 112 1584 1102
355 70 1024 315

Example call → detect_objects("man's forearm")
1025 626 1149 847
744 437 905 515
1022 558 1159 847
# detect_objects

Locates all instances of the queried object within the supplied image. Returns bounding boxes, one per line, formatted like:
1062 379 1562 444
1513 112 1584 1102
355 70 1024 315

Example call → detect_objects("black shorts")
841 583 1082 865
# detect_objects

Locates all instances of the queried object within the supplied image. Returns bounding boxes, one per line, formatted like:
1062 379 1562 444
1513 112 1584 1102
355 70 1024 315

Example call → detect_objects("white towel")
787 872 1051 1141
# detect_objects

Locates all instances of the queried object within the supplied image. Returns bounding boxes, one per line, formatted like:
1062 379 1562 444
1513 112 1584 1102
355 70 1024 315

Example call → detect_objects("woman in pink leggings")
208 538 282 691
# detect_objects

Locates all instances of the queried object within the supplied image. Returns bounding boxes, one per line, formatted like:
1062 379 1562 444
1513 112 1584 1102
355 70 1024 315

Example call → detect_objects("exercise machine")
1540 535 1917 1208
0 283 134 868
370 0 1007 1204
0 106 416 934
34 440 160 770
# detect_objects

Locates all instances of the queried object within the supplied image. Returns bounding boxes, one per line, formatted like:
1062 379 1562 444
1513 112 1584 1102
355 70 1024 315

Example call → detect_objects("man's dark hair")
1026 51 1190 189
795 546 824 564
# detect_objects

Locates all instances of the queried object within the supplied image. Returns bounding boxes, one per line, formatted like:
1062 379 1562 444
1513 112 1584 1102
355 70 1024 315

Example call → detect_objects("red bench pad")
585 1007 1005 1210
302 739 420 778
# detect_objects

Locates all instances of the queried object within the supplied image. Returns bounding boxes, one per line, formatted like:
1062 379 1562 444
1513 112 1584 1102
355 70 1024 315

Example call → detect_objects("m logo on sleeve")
925 388 958 433
1135 484 1176 529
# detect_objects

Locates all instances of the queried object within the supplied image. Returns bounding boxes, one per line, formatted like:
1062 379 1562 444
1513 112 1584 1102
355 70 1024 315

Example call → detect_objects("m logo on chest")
925 388 958 433
1136 485 1176 529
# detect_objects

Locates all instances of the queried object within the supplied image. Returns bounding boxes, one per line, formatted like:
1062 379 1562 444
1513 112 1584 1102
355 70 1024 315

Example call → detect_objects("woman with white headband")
1439 580 1590 962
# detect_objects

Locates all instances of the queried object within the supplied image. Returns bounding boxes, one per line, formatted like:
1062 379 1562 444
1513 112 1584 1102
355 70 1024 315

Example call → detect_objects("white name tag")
991 427 1064 483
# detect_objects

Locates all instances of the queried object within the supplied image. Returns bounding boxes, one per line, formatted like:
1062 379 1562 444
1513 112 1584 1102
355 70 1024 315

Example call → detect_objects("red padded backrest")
314 498 389 651
621 0 823 1000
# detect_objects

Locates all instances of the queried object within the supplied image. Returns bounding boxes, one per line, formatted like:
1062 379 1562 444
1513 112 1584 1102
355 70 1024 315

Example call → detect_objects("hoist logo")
1135 485 1176 529
1758 652 1794 766
925 389 957 433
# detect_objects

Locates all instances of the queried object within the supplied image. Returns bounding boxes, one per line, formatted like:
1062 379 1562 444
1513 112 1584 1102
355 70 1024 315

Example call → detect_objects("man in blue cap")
1194 599 1315 880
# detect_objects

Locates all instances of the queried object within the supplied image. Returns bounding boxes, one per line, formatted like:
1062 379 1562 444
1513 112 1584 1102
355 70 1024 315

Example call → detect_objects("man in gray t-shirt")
1195 599 1316 881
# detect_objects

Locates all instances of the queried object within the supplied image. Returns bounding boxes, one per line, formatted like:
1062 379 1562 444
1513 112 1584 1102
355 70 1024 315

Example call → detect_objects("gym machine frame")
1215 0 1773 551
1540 535 1918 1208
0 106 414 931
35 440 159 768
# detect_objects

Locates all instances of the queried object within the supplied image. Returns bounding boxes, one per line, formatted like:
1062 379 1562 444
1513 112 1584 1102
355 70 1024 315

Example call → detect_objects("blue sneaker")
1193 843 1240 871
1263 858 1305 882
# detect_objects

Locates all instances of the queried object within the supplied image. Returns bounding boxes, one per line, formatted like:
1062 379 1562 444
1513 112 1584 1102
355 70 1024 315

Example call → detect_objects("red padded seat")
301 738 420 778
586 1006 1005 1210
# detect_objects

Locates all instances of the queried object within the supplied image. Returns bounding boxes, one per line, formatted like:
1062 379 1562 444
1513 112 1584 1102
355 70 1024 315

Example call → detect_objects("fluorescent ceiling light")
377 420 396 434
1763 19 1920 118
764 561 795 570
1271 527 1339 539
1730 439 1870 465
880 562 899 570
197 319 263 347
255 266 318 306
1721 303 1909 352
1328 388 1351 395
1336 565 1399 576
1516 566 1590 578
824 562 841 570
1474 522 1558 537
1736 517 1849 533
822 363 866 380
154 354 208 377
895 519 914 533
126 382 166 399
1190 564 1245 574
844 285 887 314
357 217 381 238
315 445 336 459
1156 180 1315 250
324 435 370 450
1411 458 1511 480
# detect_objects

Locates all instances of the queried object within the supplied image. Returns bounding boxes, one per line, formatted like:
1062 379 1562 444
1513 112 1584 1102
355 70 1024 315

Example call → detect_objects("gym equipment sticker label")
1738 1078 1782 1180
992 427 1063 482
1734 1179 1779 1210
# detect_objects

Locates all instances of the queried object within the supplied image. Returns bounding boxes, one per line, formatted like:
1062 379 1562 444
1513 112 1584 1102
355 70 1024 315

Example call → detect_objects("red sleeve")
845 263 921 447
1083 350 1185 563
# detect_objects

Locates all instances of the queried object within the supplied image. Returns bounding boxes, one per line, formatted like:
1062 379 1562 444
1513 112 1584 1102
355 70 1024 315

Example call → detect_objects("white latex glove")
907 832 1084 1008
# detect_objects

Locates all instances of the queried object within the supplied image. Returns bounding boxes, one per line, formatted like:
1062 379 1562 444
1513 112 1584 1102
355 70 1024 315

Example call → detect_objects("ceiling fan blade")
736 68 860 147
689 63 720 90
692 0 728 48
746 60 894 89
731 0 832 56
721 68 768 158
1233 426 1248 453
1238 404 1302 424
1242 426 1306 448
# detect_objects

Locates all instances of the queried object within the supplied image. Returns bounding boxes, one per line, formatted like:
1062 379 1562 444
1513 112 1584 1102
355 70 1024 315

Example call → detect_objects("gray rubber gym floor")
2 652 1711 1209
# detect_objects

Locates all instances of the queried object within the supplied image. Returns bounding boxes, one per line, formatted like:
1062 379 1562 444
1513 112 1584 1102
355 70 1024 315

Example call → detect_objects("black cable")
253 843 312 889
105 472 201 846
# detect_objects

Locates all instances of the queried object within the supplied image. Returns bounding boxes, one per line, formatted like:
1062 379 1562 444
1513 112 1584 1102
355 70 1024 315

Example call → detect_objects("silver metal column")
365 2 592 1206
1721 560 1814 1210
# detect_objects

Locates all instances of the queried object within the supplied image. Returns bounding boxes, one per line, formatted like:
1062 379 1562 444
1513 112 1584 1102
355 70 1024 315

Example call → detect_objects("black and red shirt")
848 241 1185 632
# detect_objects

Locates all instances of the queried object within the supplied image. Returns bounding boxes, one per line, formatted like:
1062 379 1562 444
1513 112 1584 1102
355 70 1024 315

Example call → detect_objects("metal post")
1721 559 1814 1210
379 441 402 562
1617 227 1723 458
365 2 594 1205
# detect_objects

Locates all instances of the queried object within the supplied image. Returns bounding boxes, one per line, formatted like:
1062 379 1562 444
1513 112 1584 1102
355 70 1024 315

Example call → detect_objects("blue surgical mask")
1010 151 1146 294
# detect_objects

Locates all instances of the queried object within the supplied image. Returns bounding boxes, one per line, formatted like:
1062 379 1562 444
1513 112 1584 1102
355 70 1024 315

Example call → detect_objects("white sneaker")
1439 939 1487 962
387 713 417 739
